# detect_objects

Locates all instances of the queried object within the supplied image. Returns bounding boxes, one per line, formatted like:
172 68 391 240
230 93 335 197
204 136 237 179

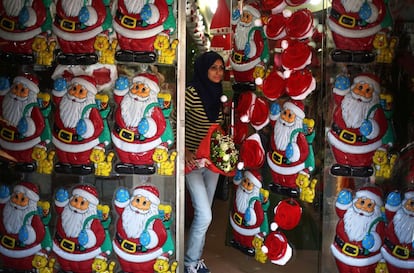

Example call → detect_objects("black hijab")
188 51 224 122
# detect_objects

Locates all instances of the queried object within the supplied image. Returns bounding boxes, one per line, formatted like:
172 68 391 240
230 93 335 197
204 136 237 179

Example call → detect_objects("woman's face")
208 59 225 84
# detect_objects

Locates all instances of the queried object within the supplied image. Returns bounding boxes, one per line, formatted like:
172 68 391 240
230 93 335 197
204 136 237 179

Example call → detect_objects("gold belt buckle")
342 242 359 257
339 14 356 28
339 129 356 144
0 128 15 141
121 239 136 253
393 245 410 259
60 19 76 31
58 129 73 143
0 18 15 31
271 151 283 165
60 238 75 252
121 15 137 29
119 128 135 142
1 235 15 249
233 212 242 226
233 52 243 63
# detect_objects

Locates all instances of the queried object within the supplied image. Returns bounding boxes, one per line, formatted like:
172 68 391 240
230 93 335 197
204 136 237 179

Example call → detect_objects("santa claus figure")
113 184 168 273
52 0 109 65
52 184 108 273
0 182 46 271
266 100 309 197
230 2 269 88
111 73 167 174
229 169 268 256
331 187 385 273
0 74 46 172
52 75 104 175
327 0 387 63
327 73 388 177
112 0 172 63
0 0 50 64
381 189 414 273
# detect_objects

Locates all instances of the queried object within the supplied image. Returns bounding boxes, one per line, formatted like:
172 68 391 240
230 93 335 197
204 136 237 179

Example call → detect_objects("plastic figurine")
153 145 177 176
331 187 385 273
32 35 57 66
111 73 167 174
52 75 104 175
327 0 387 63
32 251 56 273
158 92 175 147
94 34 118 65
266 100 309 197
372 147 397 179
0 182 48 272
112 184 169 273
153 256 178 273
153 34 179 64
95 92 112 147
0 74 46 172
303 118 316 173
327 73 388 177
295 170 318 203
380 93 396 148
112 0 176 63
90 146 115 177
375 260 389 273
0 0 52 64
380 190 414 273
230 2 269 87
252 233 267 264
229 170 269 256
373 32 398 64
52 184 111 273
91 254 116 273
31 144 55 175
52 0 111 65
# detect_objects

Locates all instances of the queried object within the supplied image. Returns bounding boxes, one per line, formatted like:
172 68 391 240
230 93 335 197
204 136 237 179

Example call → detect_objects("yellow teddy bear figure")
252 234 267 264
32 35 57 66
154 34 179 64
31 145 55 175
92 254 116 273
153 146 177 176
153 256 178 273
375 260 389 273
90 146 115 176
296 170 318 203
373 147 391 179
94 34 118 65
32 251 56 273
373 32 398 64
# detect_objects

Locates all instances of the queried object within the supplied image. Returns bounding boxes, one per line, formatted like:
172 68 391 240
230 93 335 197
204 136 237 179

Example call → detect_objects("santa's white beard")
393 208 414 244
61 203 97 238
273 118 302 151
2 92 36 127
120 93 157 127
341 92 378 128
121 203 158 238
59 94 94 128
3 0 25 16
3 200 37 234
124 0 145 14
61 0 84 17
234 22 253 50
343 204 381 241
341 0 364 13
235 186 259 213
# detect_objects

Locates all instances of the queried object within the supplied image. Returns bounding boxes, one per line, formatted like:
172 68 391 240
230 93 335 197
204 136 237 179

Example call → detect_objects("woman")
184 51 225 273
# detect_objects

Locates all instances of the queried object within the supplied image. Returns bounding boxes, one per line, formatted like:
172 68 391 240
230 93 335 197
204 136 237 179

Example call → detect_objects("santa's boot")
70 163 94 175
56 51 98 65
115 50 156 63
232 82 256 93
14 162 36 173
269 183 299 198
134 164 156 175
350 166 374 177
330 49 376 63
0 52 34 65
330 163 352 176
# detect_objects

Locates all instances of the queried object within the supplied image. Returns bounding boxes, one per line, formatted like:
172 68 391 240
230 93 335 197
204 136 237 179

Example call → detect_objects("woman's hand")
185 148 197 168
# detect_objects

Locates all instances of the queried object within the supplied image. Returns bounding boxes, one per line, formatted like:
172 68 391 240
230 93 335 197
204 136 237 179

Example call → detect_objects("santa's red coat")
327 92 387 167
229 197 264 249
0 203 46 271
0 99 45 162
52 205 106 273
0 0 47 54
111 98 166 165
52 0 107 54
113 0 169 52
113 205 168 273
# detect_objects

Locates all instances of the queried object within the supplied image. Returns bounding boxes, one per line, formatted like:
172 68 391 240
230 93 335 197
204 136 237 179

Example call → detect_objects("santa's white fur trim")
54 198 69 208
84 7 98 26
23 118 36 137
146 4 160 25
289 143 300 162
246 208 257 225
356 189 383 207
14 76 39 94
284 102 305 119
53 241 102 261
290 76 316 101
80 118 94 139
353 75 380 94
0 137 41 151
113 242 163 262
14 185 39 202
270 236 292 266
52 136 100 153
327 18 382 39
335 200 352 211
25 225 36 245
25 8 36 27
52 25 103 42
71 78 97 95
0 243 41 258
245 170 262 188
381 247 414 269
327 131 382 154
0 27 41 42
229 214 261 235
111 132 162 153
331 244 382 265
72 188 99 206
143 117 157 138
230 57 261 72
133 189 160 205
83 229 97 248
133 76 160 94
252 116 269 131
365 3 379 24
113 21 164 39
146 229 159 249
270 222 278 231
243 5 260 18
333 87 350 95
366 119 380 140
267 153 305 175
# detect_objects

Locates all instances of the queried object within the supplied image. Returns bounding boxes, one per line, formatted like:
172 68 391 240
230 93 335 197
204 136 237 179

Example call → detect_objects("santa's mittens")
386 191 401 207
0 185 10 199
281 39 312 71
263 70 286 101
273 199 302 230
285 69 316 100
285 9 314 40
362 233 375 250
140 230 151 246
55 188 69 202
115 188 130 203
262 231 293 266
337 189 352 205
78 229 89 247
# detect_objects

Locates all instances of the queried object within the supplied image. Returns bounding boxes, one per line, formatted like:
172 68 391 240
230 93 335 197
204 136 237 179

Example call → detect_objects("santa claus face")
241 11 254 24
69 195 90 213
68 83 89 102
122 197 159 238
354 197 376 214
234 14 255 50
3 191 37 234
393 200 414 244
352 82 375 102
404 198 414 215
130 82 151 101
281 109 296 125
3 0 25 16
241 177 255 193
11 82 30 100
130 195 152 213
61 196 97 237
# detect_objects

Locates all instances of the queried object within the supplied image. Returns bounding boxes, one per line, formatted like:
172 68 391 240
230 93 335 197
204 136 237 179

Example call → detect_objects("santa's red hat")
236 91 257 123
285 9 314 40
262 70 286 101
262 0 286 14
233 120 249 145
237 133 265 170
353 73 381 94
71 75 98 95
243 2 261 19
250 96 270 130
14 182 40 202
244 170 262 188
286 0 308 6
133 73 160 94
73 184 99 206
283 100 305 120
209 0 231 37
133 184 160 205
281 39 312 71
264 13 287 41
95 253 108 261
272 198 302 230
14 73 40 94
285 69 316 100
262 231 293 265
355 186 383 207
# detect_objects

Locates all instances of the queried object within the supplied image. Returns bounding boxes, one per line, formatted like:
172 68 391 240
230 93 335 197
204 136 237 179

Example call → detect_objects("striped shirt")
185 85 223 153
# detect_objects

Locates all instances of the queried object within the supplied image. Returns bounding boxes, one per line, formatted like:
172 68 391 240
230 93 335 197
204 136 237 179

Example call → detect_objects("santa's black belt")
54 15 84 32
335 235 367 256
232 51 245 63
384 238 414 259
114 123 141 142
54 124 81 143
115 232 145 253
55 233 84 252
332 123 366 144
116 10 144 28
0 16 25 31
329 8 366 28
0 126 23 141
270 150 289 165
0 234 25 249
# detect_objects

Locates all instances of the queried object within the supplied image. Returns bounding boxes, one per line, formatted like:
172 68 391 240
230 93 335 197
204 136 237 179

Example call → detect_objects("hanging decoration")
186 0 210 52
